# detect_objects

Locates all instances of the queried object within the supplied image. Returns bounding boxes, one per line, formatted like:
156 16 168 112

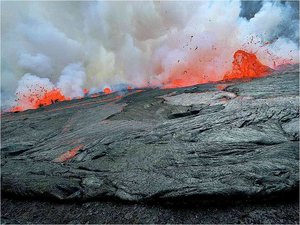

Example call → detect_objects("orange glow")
10 106 24 112
103 87 112 94
45 95 122 113
8 50 274 113
163 64 212 89
11 89 69 112
162 49 272 89
36 89 69 107
216 84 228 91
44 90 145 113
223 50 271 80
54 145 84 162
83 88 89 95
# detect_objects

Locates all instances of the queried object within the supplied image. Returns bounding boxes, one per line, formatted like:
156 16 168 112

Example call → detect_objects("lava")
162 64 212 89
223 50 271 80
9 50 274 113
54 145 84 162
36 89 69 107
83 88 89 95
216 84 229 91
11 89 69 112
163 50 272 89
103 87 112 94
46 95 123 113
10 106 24 112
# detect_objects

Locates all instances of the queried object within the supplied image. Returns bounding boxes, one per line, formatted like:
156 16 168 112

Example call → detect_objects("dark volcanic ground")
1 64 299 224
1 196 298 224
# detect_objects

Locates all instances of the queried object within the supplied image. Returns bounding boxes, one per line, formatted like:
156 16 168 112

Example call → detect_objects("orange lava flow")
54 145 84 162
223 50 271 80
11 89 69 112
103 87 112 94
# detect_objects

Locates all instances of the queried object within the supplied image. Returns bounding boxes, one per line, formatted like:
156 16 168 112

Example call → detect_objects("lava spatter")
11 88 69 112
223 50 272 80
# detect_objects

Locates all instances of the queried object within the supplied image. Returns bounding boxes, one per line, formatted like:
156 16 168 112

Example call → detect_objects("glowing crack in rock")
54 145 84 163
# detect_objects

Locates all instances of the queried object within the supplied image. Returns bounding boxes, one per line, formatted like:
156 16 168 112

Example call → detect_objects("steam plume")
1 1 299 110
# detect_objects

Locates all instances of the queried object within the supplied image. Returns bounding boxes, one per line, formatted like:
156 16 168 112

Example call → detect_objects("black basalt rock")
1 65 299 203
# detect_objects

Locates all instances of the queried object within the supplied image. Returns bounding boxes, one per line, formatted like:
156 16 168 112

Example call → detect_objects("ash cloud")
1 1 299 110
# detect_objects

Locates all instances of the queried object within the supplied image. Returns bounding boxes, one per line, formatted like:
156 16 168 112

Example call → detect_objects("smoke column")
1 1 299 111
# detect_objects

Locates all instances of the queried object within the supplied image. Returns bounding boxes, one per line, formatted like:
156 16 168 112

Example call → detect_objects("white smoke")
18 53 53 76
57 63 86 99
10 63 85 110
1 1 299 110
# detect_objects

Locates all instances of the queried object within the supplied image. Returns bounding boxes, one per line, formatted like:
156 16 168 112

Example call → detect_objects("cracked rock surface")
1 65 299 202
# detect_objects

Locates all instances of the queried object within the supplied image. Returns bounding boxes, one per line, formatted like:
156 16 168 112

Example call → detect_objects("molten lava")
54 145 84 162
103 87 112 94
83 88 89 95
162 49 272 89
36 89 69 107
9 50 273 113
162 66 211 89
11 89 69 112
223 50 271 80
10 106 24 112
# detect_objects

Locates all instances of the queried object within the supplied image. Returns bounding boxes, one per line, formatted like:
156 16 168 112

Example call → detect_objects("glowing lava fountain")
10 50 273 113
224 50 272 80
